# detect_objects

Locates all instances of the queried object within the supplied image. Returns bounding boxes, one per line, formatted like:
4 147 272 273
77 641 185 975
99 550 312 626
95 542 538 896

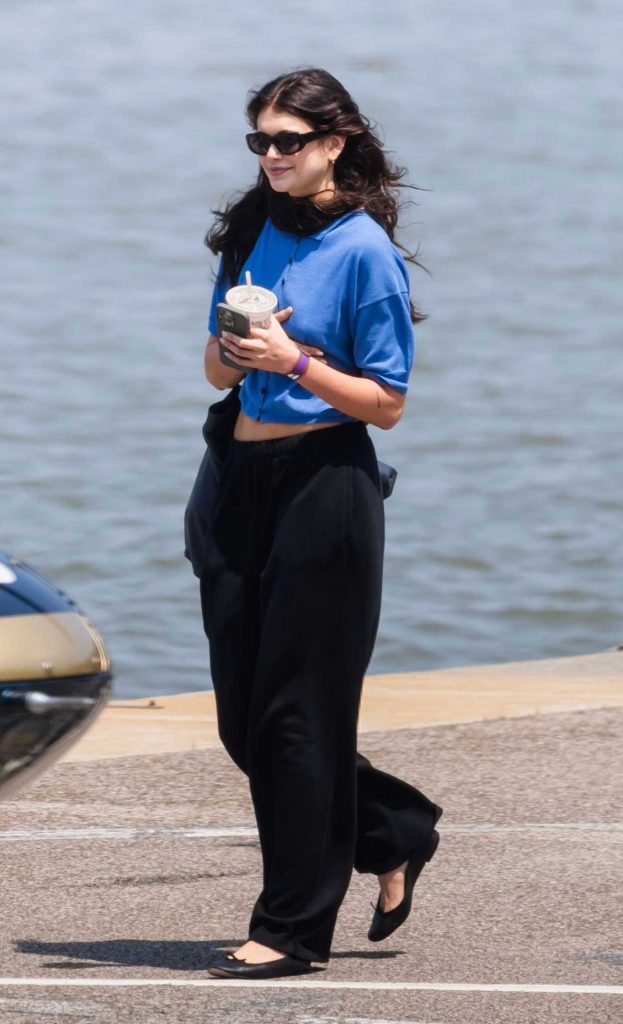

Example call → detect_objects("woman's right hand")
205 305 327 388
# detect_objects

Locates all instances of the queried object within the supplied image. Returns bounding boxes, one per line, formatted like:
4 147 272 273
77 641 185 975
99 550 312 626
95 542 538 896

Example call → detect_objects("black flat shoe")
207 951 316 979
368 823 441 943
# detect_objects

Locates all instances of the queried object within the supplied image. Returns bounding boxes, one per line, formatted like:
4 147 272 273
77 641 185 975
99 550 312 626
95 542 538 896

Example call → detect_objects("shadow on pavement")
15 938 401 971
15 938 244 971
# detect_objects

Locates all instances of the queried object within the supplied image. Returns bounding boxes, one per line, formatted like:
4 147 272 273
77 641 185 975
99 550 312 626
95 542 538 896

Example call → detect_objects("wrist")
285 350 310 381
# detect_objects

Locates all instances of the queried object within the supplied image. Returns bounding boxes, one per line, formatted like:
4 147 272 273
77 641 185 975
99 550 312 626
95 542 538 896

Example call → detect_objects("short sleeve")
207 257 229 336
353 291 415 394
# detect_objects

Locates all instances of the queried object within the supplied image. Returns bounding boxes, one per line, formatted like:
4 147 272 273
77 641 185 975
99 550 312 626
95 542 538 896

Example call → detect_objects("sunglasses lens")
274 133 300 154
246 132 268 154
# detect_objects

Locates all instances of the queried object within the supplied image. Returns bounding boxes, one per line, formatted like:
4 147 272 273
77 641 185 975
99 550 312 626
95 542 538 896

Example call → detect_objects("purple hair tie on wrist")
286 351 310 381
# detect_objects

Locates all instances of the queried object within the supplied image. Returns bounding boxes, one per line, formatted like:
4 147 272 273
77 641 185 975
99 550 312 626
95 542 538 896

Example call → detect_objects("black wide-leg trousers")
200 420 440 964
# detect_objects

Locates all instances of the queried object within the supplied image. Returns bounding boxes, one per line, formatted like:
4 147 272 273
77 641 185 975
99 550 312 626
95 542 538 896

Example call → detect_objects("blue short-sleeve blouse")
207 209 415 424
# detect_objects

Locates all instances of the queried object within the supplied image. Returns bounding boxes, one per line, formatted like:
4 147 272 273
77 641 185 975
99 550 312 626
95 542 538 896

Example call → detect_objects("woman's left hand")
220 310 302 376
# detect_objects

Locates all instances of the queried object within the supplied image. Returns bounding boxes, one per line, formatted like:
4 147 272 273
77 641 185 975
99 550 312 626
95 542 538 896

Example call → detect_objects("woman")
200 68 442 980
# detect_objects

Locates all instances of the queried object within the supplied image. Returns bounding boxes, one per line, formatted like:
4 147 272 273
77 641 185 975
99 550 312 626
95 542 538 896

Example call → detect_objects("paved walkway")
0 648 621 1022
61 647 623 761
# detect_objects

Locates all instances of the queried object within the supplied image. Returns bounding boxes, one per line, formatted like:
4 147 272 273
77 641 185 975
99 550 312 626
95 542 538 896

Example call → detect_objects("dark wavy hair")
205 67 427 324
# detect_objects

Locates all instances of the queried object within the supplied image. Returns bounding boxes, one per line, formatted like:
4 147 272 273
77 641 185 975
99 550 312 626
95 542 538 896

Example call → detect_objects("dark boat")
0 550 112 799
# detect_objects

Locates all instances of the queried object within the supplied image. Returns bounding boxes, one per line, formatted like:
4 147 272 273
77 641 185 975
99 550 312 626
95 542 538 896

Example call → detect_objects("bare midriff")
233 409 345 441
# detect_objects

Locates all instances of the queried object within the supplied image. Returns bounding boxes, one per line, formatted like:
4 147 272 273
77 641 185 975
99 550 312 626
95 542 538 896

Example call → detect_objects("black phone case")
216 303 251 369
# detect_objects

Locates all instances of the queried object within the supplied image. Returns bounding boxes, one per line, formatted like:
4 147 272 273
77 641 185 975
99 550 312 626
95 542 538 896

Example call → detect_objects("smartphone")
216 303 250 369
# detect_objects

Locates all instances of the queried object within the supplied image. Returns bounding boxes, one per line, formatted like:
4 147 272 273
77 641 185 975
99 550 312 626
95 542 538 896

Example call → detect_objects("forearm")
297 358 401 429
217 317 405 427
204 338 246 390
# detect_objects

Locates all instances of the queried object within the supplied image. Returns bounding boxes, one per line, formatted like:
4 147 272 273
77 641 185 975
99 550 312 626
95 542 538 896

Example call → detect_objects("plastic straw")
245 271 253 302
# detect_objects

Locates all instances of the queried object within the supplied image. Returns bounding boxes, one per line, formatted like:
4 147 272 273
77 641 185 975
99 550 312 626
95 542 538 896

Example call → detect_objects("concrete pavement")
0 648 621 1022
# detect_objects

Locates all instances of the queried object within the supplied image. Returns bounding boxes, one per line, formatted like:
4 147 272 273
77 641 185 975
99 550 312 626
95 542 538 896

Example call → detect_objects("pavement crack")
64 869 242 889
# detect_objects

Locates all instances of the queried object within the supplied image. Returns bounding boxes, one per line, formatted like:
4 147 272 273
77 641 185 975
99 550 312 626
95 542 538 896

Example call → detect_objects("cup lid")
226 284 277 312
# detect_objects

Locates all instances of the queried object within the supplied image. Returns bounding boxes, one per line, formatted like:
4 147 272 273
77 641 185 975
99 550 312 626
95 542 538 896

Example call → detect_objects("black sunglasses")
245 129 330 156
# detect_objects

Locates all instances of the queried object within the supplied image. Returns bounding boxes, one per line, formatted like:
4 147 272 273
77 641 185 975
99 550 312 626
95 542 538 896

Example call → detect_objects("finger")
224 332 262 352
248 325 269 341
274 306 294 322
221 349 247 366
299 344 325 357
221 333 242 355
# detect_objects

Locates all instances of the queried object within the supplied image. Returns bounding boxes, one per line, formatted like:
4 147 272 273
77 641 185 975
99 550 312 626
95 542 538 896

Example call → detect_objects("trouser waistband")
228 421 366 460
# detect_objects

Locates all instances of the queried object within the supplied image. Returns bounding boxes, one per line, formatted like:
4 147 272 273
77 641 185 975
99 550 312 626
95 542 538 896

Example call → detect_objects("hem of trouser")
356 845 421 877
354 803 444 876
248 926 328 964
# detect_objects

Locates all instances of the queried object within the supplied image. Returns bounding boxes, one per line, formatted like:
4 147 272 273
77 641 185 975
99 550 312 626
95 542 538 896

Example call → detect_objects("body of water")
1 0 621 697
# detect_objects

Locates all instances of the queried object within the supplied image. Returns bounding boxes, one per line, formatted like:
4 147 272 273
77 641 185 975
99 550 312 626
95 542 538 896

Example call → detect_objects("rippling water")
2 0 622 697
